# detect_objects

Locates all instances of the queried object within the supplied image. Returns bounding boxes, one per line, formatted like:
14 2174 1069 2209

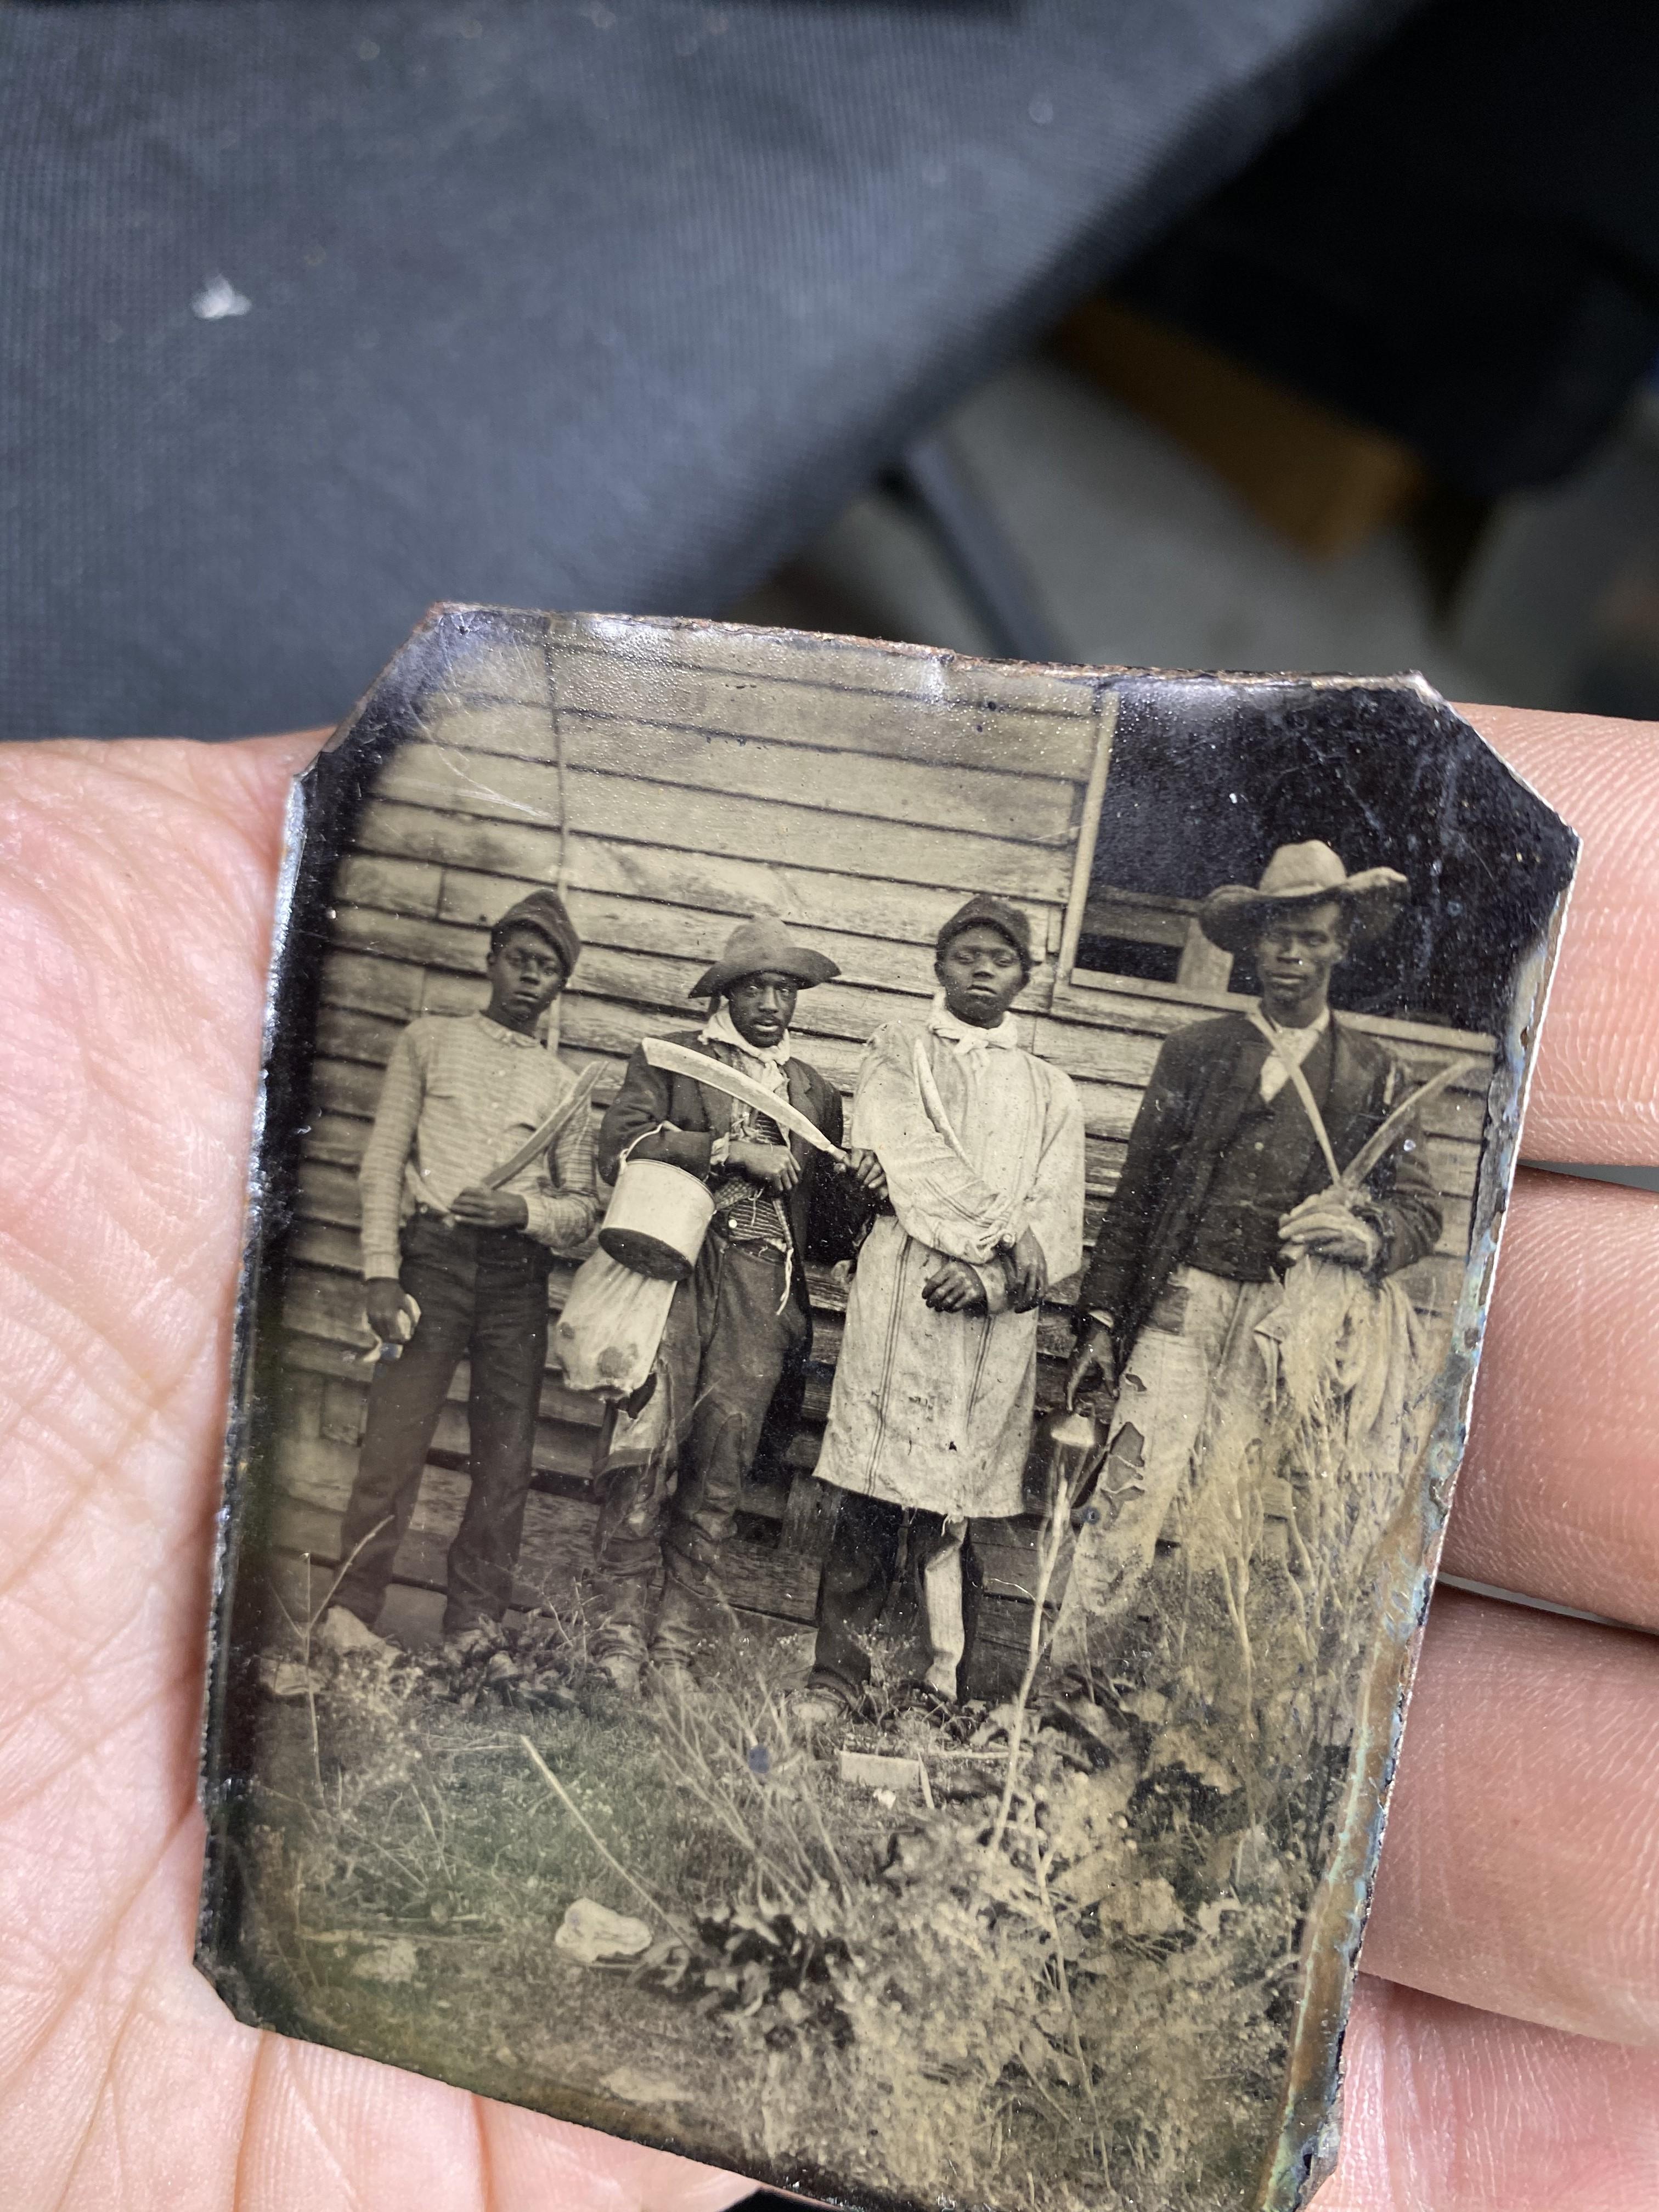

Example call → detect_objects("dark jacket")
597 1030 848 1285
1081 1011 1443 1367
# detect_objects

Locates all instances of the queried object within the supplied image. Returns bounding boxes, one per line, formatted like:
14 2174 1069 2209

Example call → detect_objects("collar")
701 1002 792 1076
474 1010 543 1050
1255 1003 1331 1043
927 989 1021 1053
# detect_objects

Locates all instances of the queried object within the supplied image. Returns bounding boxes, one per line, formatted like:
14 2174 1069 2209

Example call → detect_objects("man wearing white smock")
797 894 1085 1719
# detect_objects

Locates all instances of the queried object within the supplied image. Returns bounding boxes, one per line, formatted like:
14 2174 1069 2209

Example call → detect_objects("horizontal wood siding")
268 616 1493 1645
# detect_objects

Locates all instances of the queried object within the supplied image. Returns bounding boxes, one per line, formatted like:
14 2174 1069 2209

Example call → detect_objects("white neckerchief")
1256 1003 1330 1101
927 989 1020 1056
701 1003 791 1093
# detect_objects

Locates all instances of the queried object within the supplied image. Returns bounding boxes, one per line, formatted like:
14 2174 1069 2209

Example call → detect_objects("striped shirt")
358 1012 597 1279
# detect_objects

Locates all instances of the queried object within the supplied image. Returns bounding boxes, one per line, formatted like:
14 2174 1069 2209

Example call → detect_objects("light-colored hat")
689 917 840 1000
1198 841 1408 953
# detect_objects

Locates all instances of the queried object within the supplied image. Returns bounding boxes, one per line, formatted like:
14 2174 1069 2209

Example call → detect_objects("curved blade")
642 1036 846 1160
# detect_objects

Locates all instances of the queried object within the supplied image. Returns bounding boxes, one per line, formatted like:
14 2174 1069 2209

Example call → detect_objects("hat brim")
1198 868 1408 955
689 949 841 998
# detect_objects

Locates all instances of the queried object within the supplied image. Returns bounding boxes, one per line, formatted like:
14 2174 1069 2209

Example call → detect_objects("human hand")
1278 1191 1381 1268
0 735 752 2212
921 1254 988 1311
1000 1226 1049 1311
727 1137 800 1191
449 1185 532 1229
845 1146 888 1200
5 709 1658 2209
364 1277 410 1342
1066 1318 1117 1410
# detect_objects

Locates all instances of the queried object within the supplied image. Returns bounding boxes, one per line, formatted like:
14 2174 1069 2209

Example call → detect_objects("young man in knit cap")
793 894 1085 1725
1047 843 1442 1712
317 888 597 1658
589 917 860 1696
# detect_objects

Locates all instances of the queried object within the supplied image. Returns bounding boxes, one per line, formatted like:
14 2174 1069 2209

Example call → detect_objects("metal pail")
598 1158 716 1280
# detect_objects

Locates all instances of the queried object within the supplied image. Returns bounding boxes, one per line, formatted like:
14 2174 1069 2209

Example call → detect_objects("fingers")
1457 706 1659 1165
1444 1169 1659 1629
229 2029 751 2212
1319 1975 1659 2211
1361 1589 1659 2046
478 2097 752 2212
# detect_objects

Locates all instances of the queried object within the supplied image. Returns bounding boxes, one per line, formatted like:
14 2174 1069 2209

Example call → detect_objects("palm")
0 738 747 2212
3 713 1656 2208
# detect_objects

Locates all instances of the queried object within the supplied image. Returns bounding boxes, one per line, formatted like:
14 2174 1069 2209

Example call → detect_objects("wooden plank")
271 1443 1048 1619
545 614 1107 731
435 872 1052 1000
368 745 1077 904
431 610 1104 737
356 798 1065 949
1055 964 1497 1058
1031 990 1493 1093
417 703 1083 847
333 852 445 921
280 1319 606 1431
302 978 1488 1188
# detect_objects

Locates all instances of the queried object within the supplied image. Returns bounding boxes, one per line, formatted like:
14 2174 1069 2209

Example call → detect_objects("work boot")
440 1623 499 1667
788 1681 853 1740
314 1605 396 1661
596 1650 644 1696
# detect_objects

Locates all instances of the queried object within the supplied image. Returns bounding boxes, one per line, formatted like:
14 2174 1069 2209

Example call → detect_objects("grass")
235 1561 1324 2212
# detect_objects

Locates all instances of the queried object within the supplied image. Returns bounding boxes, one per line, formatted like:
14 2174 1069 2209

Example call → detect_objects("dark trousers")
334 1214 551 1635
592 1232 806 1662
810 1491 984 1705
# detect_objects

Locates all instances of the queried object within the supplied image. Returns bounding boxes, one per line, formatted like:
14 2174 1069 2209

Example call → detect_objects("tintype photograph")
199 607 1575 2212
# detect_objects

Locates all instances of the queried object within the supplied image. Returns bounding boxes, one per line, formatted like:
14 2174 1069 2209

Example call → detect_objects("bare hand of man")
847 1146 888 1200
449 1186 531 1229
1066 1319 1117 1409
364 1277 410 1341
1278 1191 1381 1268
728 1138 800 1191
0 734 751 2212
921 1255 988 1311
1001 1226 1049 1311
5 707 1659 2210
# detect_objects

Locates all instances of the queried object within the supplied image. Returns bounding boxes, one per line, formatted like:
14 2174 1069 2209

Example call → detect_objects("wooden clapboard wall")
273 614 1494 1662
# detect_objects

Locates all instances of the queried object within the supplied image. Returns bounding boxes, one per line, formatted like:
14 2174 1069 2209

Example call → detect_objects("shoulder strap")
1246 1009 1341 1189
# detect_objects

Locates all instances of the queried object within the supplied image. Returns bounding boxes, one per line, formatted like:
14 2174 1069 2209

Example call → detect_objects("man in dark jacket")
587 917 856 1693
1049 842 1443 1685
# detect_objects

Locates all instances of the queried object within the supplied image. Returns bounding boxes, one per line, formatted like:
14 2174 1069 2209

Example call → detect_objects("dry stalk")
1018 1800 1105 2166
519 1736 695 1943
985 1469 1073 1860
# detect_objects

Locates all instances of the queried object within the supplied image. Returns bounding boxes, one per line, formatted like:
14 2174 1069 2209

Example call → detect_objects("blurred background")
5 0 1658 741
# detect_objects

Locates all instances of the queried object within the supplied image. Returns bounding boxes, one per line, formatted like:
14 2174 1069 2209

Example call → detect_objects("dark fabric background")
0 0 1418 737
1120 0 1659 500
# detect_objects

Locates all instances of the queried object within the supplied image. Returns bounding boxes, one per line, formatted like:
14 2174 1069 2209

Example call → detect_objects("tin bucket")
598 1158 715 1280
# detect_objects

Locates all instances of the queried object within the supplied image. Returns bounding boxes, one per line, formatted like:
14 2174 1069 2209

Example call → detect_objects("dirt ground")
222 1571 1327 2212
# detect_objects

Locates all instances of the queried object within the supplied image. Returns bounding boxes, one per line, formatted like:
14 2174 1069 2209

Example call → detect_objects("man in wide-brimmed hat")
317 888 596 1660
587 916 865 1694
1047 840 1443 1705
792 893 1085 1726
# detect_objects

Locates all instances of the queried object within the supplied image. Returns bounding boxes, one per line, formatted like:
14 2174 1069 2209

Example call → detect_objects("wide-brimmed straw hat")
690 916 840 999
1198 841 1408 953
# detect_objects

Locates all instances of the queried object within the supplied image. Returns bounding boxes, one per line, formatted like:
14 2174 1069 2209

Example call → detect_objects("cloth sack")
551 1249 676 1398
